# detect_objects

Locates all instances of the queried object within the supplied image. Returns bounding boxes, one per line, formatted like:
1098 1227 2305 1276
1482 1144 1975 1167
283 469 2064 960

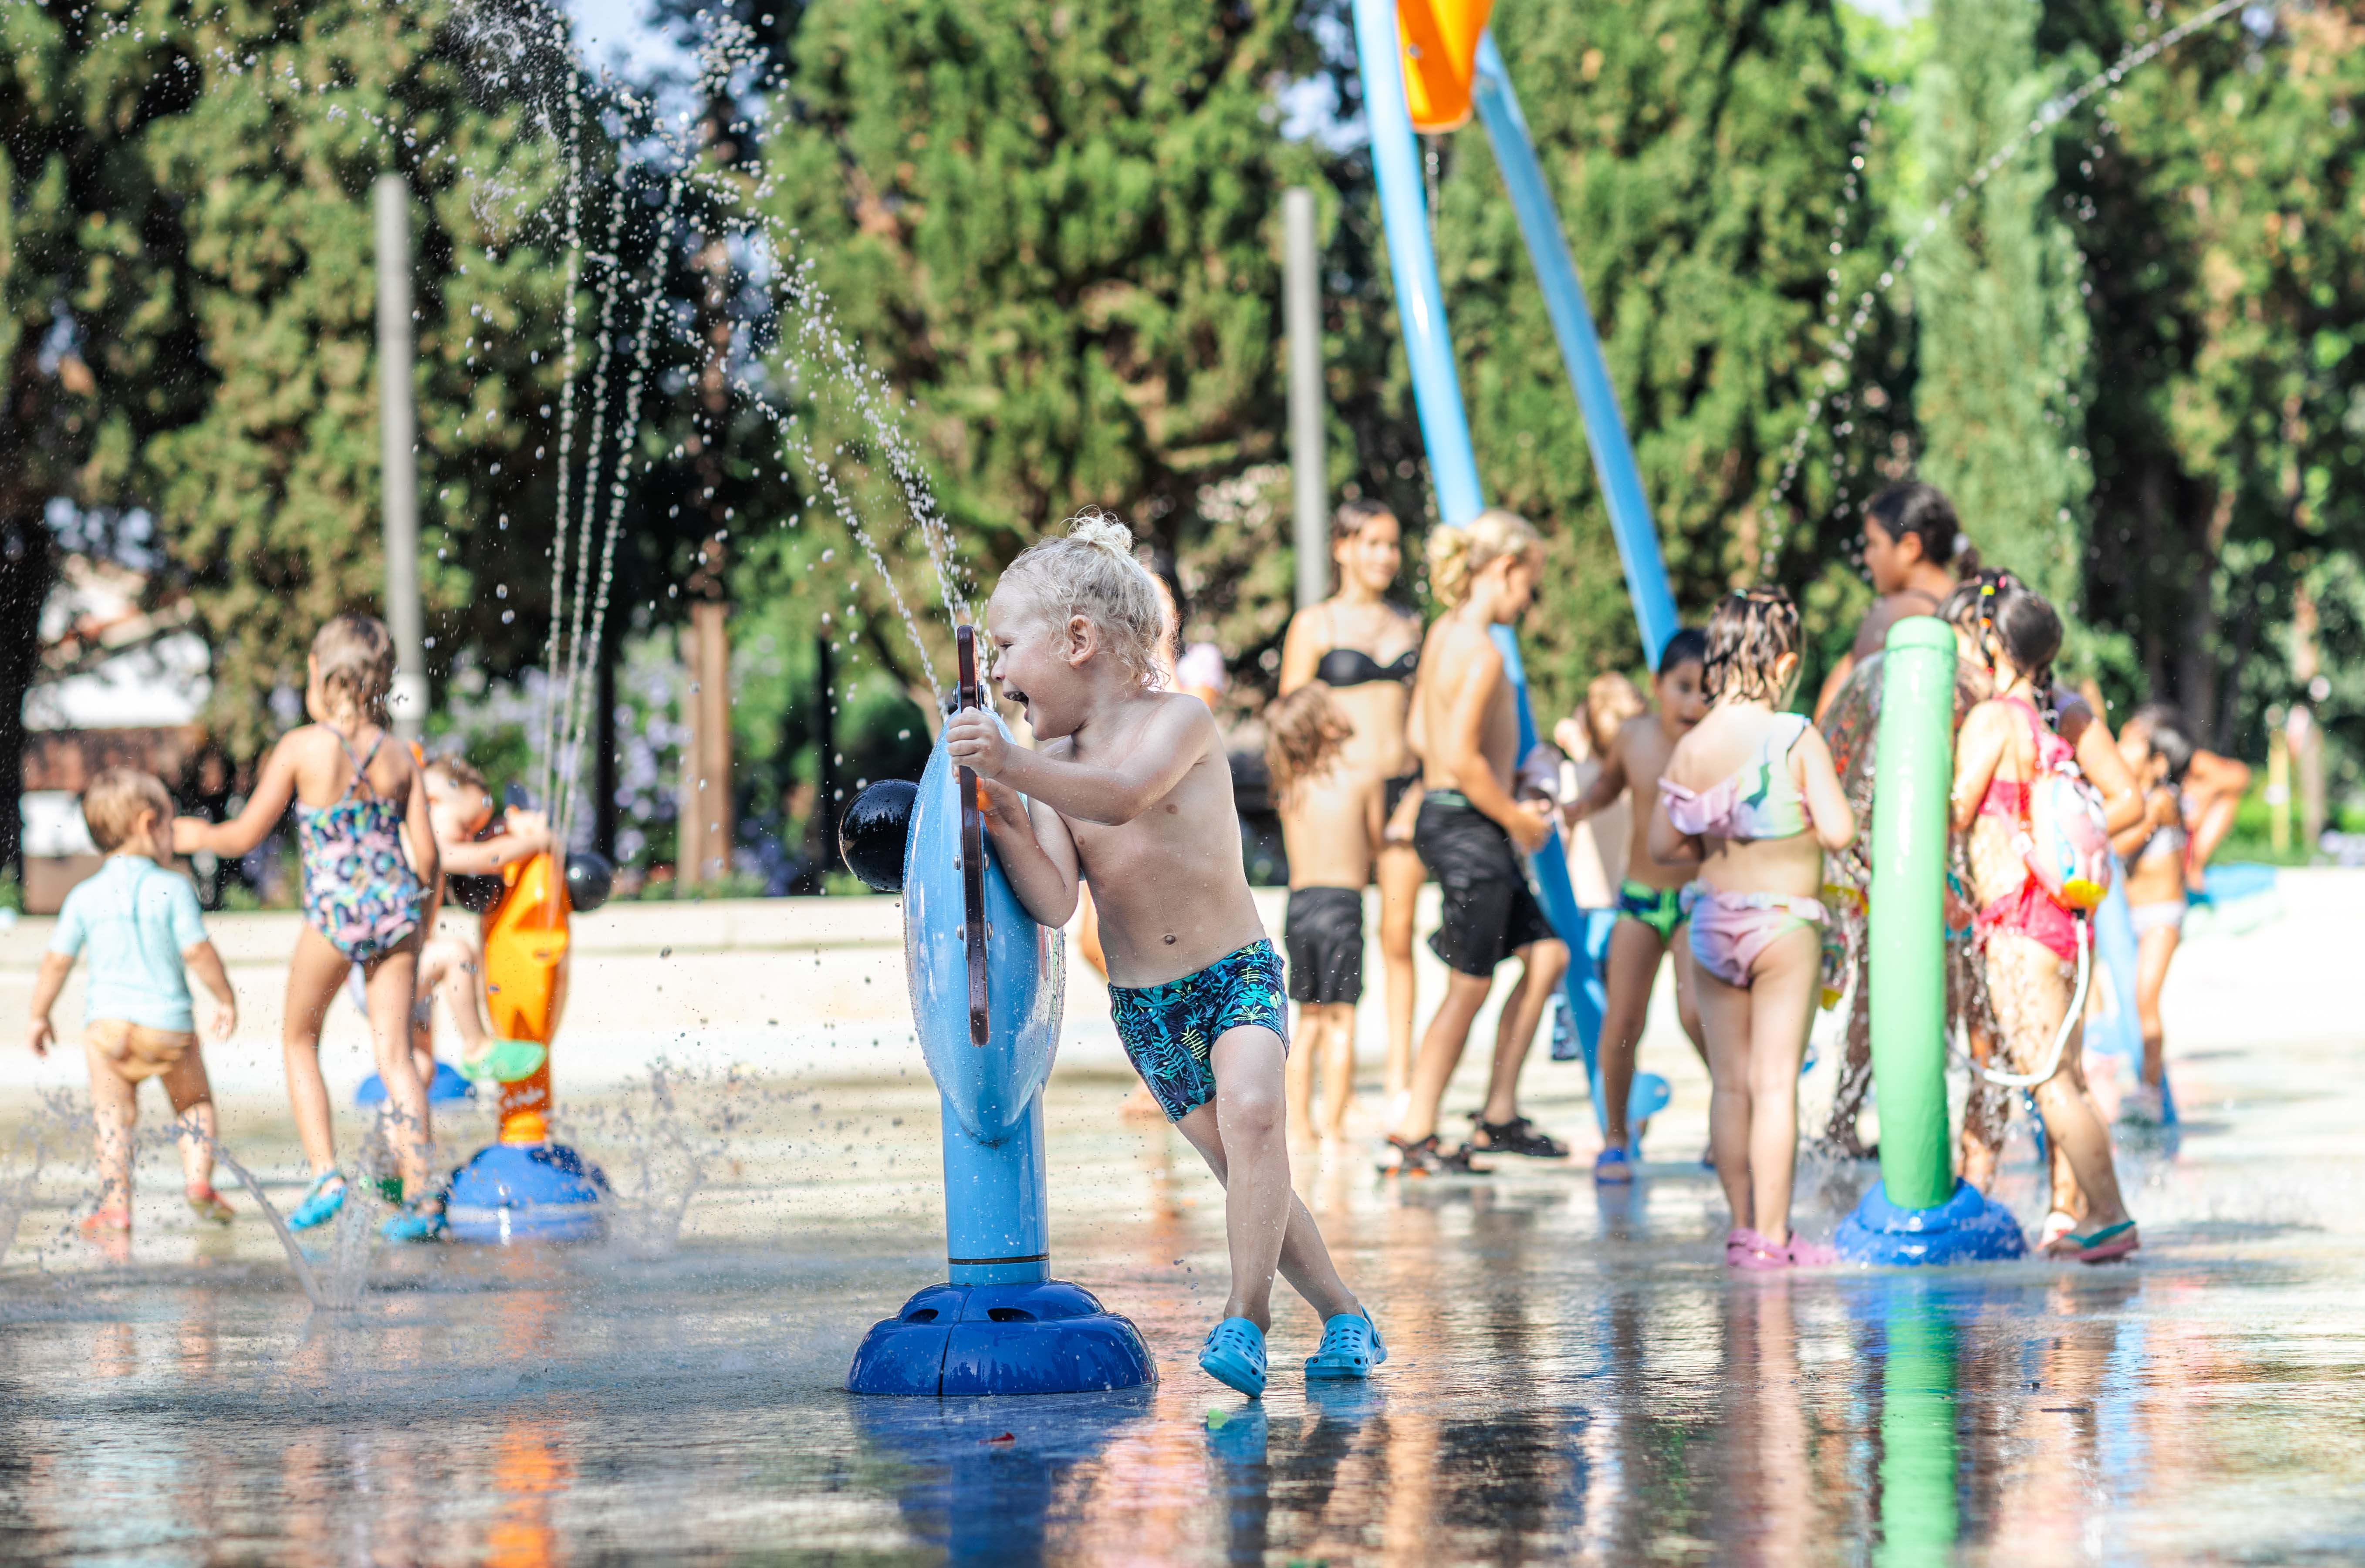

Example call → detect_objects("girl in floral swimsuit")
176 616 444 1241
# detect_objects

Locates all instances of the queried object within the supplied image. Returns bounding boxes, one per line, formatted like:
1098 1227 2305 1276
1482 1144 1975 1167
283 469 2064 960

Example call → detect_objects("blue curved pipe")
1352 0 1680 1131
1470 34 1679 666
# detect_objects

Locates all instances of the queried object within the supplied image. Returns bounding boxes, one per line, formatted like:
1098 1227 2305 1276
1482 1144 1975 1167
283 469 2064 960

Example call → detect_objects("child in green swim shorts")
1561 627 1711 1181
945 512 1380 1401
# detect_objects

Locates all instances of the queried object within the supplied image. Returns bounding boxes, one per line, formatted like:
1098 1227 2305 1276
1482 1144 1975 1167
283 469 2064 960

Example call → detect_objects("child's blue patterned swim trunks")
1106 940 1290 1122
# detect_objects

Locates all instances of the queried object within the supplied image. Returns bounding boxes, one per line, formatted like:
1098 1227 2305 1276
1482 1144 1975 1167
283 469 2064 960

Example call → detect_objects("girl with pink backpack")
1950 583 2139 1263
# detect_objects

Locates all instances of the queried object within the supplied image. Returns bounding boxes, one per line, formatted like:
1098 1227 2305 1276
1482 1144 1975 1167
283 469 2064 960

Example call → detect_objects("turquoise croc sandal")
1593 1146 1635 1185
380 1201 448 1244
288 1172 347 1232
1305 1308 1387 1380
1199 1317 1268 1397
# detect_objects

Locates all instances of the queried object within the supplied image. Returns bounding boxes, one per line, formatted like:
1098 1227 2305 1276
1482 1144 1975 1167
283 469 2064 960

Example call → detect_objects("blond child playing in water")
27 770 240 1239
1264 682 1382 1148
945 513 1378 1398
1650 590 1855 1268
174 616 444 1241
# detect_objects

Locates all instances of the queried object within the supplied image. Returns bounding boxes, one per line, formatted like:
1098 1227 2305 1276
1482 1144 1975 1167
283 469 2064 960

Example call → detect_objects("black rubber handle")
956 625 990 1047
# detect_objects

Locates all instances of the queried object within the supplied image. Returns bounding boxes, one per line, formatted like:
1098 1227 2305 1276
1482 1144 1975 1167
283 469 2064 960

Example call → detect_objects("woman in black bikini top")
1277 499 1428 1121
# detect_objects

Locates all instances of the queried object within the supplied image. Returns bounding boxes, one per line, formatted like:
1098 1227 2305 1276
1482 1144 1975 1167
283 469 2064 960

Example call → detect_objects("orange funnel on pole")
482 850 571 1146
1398 0 1494 133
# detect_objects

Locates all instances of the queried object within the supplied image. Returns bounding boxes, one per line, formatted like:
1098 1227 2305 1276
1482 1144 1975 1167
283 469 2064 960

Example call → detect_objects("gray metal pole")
375 174 427 740
1284 187 1328 611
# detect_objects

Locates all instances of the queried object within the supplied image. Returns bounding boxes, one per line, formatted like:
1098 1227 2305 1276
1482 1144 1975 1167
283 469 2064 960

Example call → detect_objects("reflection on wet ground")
4 1023 2365 1565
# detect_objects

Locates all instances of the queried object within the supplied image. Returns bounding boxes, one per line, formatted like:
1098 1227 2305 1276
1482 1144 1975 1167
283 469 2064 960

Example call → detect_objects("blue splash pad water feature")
845 627 1152 1396
848 1281 1157 1396
1835 1176 2027 1266
354 1060 476 1106
444 1140 609 1244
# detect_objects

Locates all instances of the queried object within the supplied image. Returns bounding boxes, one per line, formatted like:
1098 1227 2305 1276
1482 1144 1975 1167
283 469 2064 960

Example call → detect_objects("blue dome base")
848 1281 1157 1397
1835 1177 2027 1267
445 1141 608 1245
356 1061 476 1106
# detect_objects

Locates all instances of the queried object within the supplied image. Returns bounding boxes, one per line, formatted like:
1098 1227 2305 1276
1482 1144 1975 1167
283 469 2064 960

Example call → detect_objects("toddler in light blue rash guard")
27 769 239 1239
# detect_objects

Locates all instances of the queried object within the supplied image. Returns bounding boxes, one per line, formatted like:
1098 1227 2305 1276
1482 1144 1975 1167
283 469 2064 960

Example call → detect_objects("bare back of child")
1389 511 1569 1173
174 616 445 1240
946 513 1376 1400
1267 683 1384 1146
1652 590 1854 1267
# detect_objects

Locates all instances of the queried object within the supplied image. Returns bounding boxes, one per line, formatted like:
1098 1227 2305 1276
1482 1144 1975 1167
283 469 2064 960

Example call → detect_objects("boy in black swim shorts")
1264 683 1384 1145
1387 511 1571 1176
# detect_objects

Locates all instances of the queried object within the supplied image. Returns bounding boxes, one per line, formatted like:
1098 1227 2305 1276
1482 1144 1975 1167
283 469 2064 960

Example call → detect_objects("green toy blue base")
1834 1177 2026 1266
444 1141 608 1244
848 1281 1157 1396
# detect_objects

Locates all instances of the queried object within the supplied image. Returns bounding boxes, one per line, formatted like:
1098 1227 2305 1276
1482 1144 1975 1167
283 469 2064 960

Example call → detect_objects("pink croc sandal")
1728 1228 1788 1271
1785 1234 1838 1267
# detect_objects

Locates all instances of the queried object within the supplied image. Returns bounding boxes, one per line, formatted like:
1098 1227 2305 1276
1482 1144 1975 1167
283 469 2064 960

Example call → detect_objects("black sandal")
1383 1134 1490 1177
1466 1113 1570 1160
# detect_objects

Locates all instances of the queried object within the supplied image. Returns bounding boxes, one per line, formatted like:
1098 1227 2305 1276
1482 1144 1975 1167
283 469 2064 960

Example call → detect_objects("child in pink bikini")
1650 590 1855 1268
1951 583 2138 1263
175 616 445 1241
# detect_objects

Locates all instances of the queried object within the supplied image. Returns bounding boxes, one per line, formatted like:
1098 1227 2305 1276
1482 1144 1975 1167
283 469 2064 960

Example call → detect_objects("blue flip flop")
1199 1317 1268 1397
1305 1307 1387 1380
288 1171 347 1231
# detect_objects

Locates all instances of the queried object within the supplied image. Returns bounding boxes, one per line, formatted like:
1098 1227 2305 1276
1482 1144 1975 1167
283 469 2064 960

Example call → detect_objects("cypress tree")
1905 0 2093 615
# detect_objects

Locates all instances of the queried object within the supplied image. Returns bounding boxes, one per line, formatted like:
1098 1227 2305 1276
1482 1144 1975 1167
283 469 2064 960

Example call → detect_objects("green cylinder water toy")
1834 617 2025 1263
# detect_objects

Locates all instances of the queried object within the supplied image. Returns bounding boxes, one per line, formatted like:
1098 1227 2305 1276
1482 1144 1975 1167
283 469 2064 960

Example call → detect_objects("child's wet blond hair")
1426 508 1541 608
998 510 1169 688
81 768 175 853
312 614 397 725
1263 682 1354 809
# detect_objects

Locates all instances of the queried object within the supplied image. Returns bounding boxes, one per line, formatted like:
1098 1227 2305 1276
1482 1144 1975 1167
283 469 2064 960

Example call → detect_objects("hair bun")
1066 509 1137 557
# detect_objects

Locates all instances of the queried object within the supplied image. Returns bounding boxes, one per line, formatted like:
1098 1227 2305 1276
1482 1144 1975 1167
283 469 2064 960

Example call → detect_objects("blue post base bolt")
1834 1178 2027 1267
848 1281 1158 1397
445 1141 608 1244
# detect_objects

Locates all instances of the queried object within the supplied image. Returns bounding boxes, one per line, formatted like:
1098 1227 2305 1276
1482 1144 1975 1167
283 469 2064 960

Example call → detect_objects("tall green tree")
1906 0 2093 614
1425 0 1905 712
2043 1 2365 759
1 0 594 777
755 0 1328 699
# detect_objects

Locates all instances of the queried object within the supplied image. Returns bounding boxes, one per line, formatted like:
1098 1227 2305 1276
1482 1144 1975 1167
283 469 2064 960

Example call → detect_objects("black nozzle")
565 850 615 913
839 779 919 893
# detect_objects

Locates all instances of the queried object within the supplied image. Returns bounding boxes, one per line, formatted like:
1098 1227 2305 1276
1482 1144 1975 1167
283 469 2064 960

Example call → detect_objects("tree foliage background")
3 0 2362 885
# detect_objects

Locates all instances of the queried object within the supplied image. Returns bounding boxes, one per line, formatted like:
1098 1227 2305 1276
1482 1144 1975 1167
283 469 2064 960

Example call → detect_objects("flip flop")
1305 1308 1387 1380
1593 1146 1635 1185
78 1208 132 1238
2045 1219 2139 1265
288 1172 348 1231
184 1185 235 1224
458 1039 548 1085
1199 1317 1268 1398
